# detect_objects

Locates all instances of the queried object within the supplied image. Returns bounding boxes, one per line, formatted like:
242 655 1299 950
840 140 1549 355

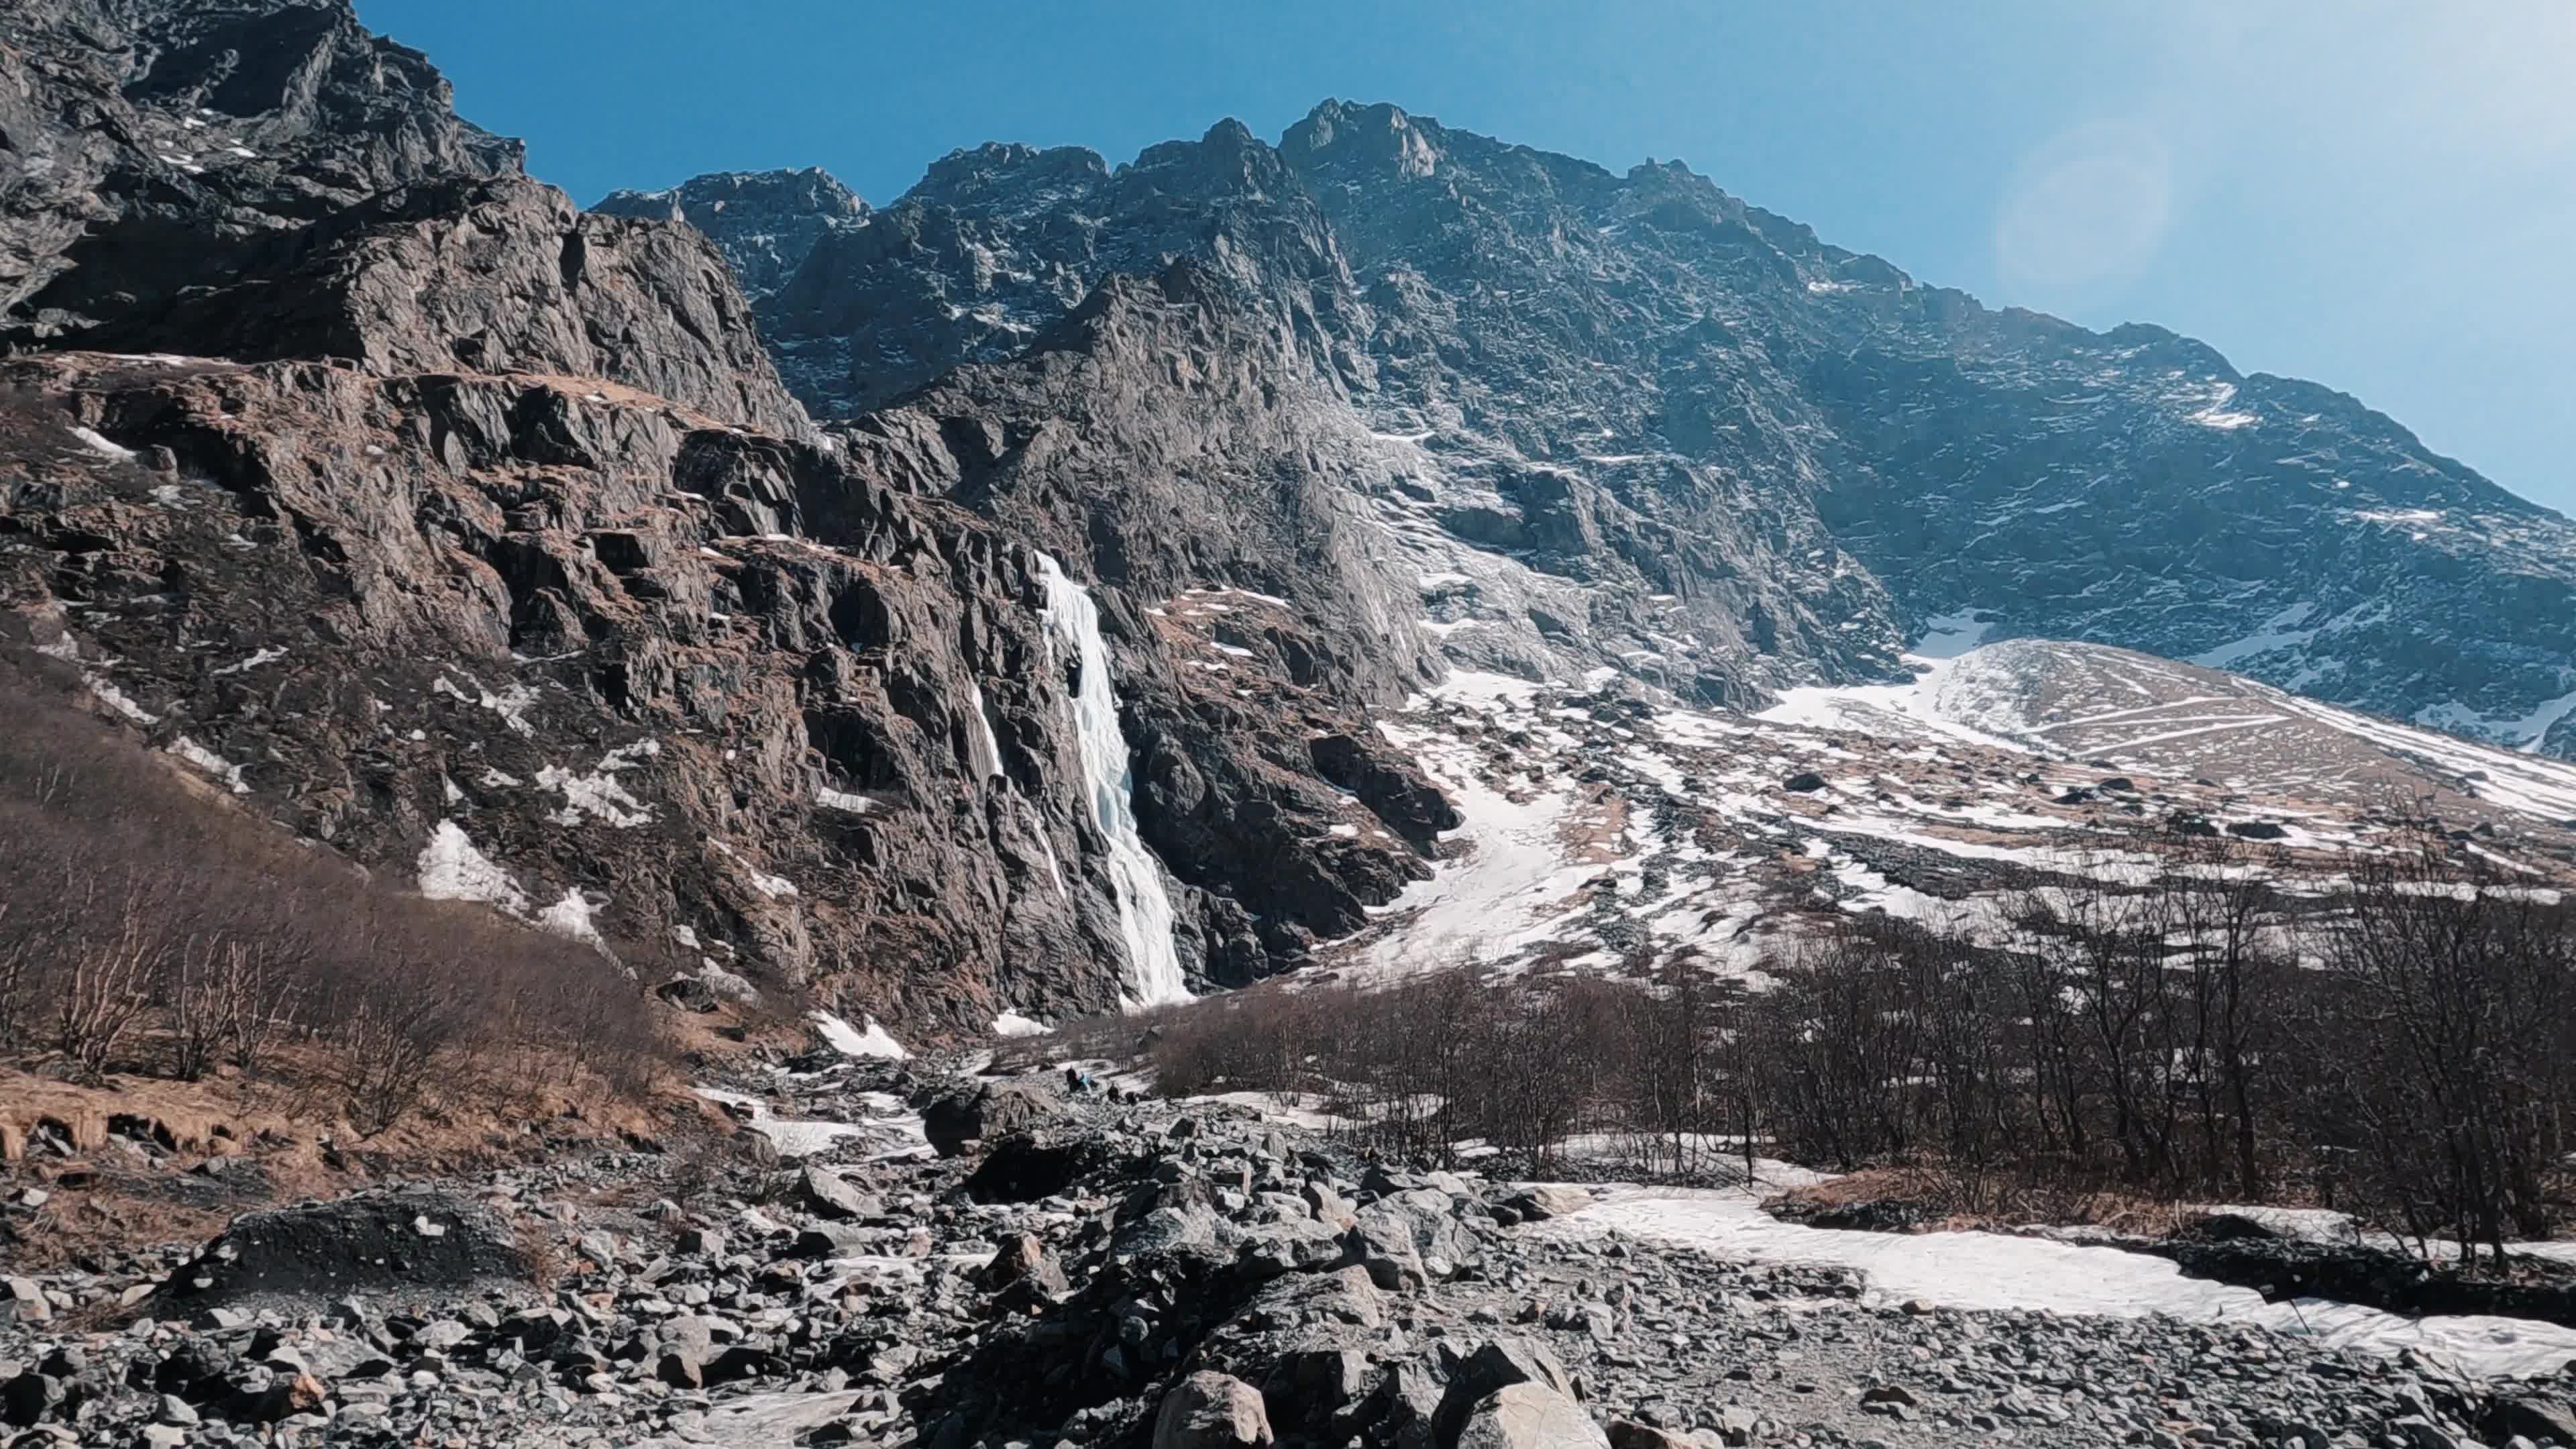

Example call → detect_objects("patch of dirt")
1761 1166 2201 1238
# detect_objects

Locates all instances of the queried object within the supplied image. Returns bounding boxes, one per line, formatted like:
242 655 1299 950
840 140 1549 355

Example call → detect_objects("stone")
2390 1417 2463 1449
979 1234 1069 1296
1436 1338 1578 1445
0 1279 47 1324
797 1167 883 1222
2490 1397 2576 1448
1455 1383 1611 1449
1507 1187 1593 1222
923 1083 1065 1158
1151 1371 1273 1449
655 1351 704 1390
1 1373 64 1429
1859 1385 1917 1407
1608 1423 1699 1449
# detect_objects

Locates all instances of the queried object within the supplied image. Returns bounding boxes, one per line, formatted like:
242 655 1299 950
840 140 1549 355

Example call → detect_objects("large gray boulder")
1152 1371 1274 1449
923 1081 1064 1157
1454 1384 1611 1449
1434 1338 1578 1446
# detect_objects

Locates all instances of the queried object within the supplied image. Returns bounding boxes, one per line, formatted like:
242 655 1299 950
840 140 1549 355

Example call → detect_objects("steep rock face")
0 1 1456 1025
719 121 1885 705
825 261 1454 965
657 100 2576 753
70 174 813 437
593 168 870 301
1 1 805 437
0 0 521 332
0 354 1436 1022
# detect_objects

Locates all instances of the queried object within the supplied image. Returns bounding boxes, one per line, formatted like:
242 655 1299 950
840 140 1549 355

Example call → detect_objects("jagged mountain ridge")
629 102 2576 756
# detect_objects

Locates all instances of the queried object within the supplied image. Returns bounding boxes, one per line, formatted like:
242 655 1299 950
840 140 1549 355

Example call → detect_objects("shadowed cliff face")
659 103 2576 757
0 3 1456 1030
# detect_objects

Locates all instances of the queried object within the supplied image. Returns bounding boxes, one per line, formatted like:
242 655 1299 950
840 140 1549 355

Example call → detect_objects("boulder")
924 1081 1065 1157
796 1166 883 1222
2489 1397 2576 1448
145 1191 527 1314
0 1278 48 1324
1436 1338 1577 1446
1152 1371 1274 1449
979 1233 1069 1295
1454 1383 1610 1449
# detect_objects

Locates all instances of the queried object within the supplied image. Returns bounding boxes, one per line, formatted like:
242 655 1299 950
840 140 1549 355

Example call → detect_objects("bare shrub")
56 886 158 1080
0 625 671 1126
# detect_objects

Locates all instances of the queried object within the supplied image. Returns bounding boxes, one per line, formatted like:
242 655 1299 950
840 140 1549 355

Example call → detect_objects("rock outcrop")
593 167 871 301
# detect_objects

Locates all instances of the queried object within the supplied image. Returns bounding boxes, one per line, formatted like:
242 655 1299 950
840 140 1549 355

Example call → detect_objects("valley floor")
8 1034 2576 1449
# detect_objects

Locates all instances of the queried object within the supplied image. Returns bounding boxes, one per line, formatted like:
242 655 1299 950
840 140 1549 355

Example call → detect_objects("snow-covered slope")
1770 633 2576 830
1326 635 2576 981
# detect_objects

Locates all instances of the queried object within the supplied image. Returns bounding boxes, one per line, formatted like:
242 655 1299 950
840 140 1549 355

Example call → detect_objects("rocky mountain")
6 0 2573 1040
0 0 1453 1030
647 103 2576 756
594 167 869 301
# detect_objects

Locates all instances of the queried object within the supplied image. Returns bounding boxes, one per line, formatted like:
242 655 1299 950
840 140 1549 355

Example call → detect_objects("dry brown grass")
1764 1166 2213 1238
2 1042 712 1269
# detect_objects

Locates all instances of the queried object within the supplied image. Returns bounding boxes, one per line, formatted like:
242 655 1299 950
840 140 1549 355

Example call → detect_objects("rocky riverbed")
7 1051 2576 1449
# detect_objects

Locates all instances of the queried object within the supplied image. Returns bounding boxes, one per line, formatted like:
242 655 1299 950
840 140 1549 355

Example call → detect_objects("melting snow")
86 676 159 725
712 842 800 900
1757 612 2028 751
535 889 608 950
964 682 1006 780
1538 1187 2576 1379
813 785 875 813
168 736 248 794
812 1011 908 1059
68 426 136 462
416 821 526 912
211 647 286 676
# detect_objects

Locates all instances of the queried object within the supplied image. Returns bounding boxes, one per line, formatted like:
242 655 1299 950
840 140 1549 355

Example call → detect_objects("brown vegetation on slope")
0 621 700 1260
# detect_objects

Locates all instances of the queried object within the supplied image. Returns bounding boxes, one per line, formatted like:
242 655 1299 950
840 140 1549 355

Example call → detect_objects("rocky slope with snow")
12 1052 2576 1448
643 104 2576 756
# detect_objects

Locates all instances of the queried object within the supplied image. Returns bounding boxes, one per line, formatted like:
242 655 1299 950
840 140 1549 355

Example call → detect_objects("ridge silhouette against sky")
353 0 2576 515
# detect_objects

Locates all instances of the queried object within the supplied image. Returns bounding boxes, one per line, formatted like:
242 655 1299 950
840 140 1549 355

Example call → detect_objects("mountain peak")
1281 98 1442 177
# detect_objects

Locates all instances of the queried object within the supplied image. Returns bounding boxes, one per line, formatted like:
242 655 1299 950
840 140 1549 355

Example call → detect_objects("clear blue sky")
356 0 2574 515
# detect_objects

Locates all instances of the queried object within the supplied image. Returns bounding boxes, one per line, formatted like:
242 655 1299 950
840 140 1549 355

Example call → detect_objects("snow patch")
537 740 658 828
813 785 875 813
168 736 248 794
1538 1187 2576 1379
211 647 286 676
86 676 159 725
68 426 136 462
416 821 526 912
812 1010 908 1059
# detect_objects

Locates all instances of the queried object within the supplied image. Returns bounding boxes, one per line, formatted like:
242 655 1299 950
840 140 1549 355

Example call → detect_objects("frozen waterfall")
1035 554 1191 1008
